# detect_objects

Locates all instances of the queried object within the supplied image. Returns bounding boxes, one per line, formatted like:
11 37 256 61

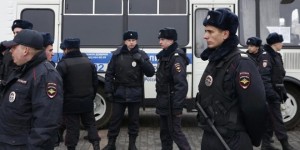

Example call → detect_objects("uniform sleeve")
171 55 188 115
104 55 115 94
140 51 155 77
235 58 267 146
258 54 280 100
91 63 98 98
28 66 63 149
55 61 67 78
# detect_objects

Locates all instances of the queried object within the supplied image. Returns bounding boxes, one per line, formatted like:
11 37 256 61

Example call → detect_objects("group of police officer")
103 28 192 150
0 21 64 150
0 20 101 150
246 34 295 150
0 8 297 150
195 8 295 150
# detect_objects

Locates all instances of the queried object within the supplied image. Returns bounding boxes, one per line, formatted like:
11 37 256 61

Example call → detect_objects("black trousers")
262 100 288 143
159 115 191 150
0 143 27 150
201 130 253 150
107 102 140 138
64 111 100 147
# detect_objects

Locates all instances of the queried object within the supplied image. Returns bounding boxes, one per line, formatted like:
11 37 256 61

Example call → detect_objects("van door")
192 4 235 97
17 4 60 61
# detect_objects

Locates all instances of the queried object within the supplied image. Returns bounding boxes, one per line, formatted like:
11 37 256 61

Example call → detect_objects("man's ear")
23 46 31 56
223 30 230 40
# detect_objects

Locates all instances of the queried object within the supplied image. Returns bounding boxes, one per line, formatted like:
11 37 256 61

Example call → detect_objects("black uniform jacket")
56 50 98 113
105 45 155 103
248 47 281 102
0 51 63 149
155 42 189 116
199 35 267 146
262 44 287 102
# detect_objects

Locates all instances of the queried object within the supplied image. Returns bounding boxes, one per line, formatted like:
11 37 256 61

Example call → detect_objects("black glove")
282 93 288 103
106 93 114 103
132 53 144 63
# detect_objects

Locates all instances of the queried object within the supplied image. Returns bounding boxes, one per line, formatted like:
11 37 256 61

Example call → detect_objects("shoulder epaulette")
240 53 248 58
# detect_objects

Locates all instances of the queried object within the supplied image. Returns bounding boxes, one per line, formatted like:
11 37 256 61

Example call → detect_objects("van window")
21 9 55 37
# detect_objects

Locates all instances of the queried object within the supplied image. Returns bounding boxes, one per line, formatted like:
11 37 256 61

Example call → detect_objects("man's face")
159 38 173 49
45 45 54 61
273 42 283 52
10 45 27 66
124 39 137 50
247 45 259 54
203 25 229 49
13 27 23 36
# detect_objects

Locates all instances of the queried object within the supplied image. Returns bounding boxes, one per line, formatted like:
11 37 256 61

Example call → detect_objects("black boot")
58 127 65 142
92 141 100 150
261 141 280 150
102 138 116 150
128 136 137 150
280 140 296 150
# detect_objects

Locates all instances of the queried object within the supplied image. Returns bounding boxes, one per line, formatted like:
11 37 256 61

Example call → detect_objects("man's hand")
132 53 144 63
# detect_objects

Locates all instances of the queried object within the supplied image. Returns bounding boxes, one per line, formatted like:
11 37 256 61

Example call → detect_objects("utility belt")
114 82 142 87
273 83 284 92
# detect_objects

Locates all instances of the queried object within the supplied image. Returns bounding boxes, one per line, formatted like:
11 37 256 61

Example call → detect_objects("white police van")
1 0 300 129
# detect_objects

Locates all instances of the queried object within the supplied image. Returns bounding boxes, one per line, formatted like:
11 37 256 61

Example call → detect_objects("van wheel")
93 87 113 129
282 84 300 130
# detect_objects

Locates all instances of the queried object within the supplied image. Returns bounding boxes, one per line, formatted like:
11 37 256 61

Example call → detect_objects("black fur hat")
158 27 177 41
123 31 138 40
41 32 54 47
60 43 66 50
203 8 239 35
62 38 80 49
246 37 262 47
266 32 284 45
11 19 33 31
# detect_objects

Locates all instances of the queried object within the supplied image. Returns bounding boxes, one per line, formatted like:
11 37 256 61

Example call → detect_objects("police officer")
260 33 295 150
246 37 263 64
103 31 155 150
156 27 191 150
0 42 7 90
0 19 33 83
0 29 63 149
56 38 100 150
196 8 267 150
41 32 55 66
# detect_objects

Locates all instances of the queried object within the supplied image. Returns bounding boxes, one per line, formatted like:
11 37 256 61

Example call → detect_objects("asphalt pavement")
55 108 300 150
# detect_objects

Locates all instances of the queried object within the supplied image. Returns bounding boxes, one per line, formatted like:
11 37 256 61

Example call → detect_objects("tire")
93 87 113 129
281 83 300 130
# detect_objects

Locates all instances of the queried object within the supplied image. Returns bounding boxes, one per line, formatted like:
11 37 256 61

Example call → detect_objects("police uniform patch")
9 91 16 102
47 83 57 99
263 60 268 68
205 75 213 86
239 72 250 89
174 63 181 72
